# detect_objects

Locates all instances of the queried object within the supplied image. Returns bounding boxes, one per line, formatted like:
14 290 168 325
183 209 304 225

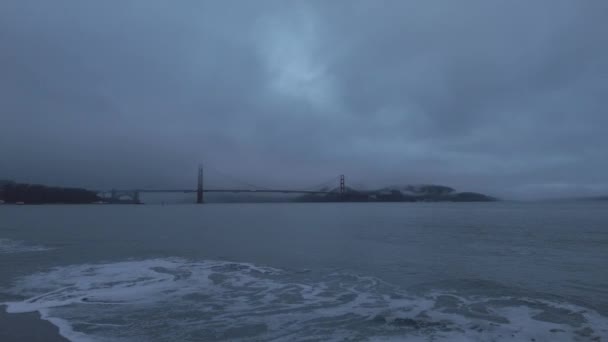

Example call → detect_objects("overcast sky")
1 1 607 199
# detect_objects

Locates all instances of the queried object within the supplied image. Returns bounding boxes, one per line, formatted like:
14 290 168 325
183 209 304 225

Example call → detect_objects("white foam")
39 309 96 342
3 258 607 341
0 238 52 254
4 258 213 312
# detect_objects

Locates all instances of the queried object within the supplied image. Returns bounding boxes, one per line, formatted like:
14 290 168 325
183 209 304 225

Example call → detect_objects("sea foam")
0 238 52 254
3 258 607 341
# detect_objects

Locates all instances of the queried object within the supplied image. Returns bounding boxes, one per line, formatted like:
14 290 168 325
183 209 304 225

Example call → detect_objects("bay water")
1 202 607 341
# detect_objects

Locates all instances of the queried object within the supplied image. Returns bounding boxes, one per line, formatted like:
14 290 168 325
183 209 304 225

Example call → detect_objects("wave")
2 258 607 341
0 238 52 254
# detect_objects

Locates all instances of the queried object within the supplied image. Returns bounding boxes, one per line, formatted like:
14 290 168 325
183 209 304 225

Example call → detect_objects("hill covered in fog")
296 184 497 203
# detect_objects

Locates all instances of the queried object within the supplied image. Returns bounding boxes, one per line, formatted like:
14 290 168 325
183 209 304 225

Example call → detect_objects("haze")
1 1 607 199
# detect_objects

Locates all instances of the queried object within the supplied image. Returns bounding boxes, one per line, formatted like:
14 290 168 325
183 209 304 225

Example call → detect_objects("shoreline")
0 307 68 342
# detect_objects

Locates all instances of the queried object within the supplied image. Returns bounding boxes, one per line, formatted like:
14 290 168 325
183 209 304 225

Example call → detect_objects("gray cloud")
1 0 607 199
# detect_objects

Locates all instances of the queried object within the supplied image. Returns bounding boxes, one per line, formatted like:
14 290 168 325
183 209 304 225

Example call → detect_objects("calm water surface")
1 202 607 341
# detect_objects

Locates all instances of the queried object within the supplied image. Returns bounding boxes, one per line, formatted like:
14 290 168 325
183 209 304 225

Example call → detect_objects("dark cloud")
1 0 607 198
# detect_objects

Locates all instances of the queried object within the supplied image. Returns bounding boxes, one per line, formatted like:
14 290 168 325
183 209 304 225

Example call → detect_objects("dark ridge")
0 182 100 204
295 184 498 203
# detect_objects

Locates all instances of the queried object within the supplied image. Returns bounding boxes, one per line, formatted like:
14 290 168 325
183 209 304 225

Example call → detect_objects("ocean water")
1 202 607 341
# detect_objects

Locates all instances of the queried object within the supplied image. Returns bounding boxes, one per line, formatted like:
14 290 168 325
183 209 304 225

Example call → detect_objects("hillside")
0 182 100 204
296 184 497 202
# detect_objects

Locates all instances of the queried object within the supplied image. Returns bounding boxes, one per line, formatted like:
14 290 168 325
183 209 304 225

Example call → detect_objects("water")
1 202 607 341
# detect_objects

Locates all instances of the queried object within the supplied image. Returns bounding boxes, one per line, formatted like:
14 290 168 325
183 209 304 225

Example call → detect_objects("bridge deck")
102 189 330 195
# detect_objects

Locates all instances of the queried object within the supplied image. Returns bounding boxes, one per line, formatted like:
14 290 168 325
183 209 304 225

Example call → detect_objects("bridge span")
98 166 345 204
137 189 331 194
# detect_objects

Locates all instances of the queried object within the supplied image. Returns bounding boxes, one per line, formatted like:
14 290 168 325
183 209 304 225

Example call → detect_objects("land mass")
0 181 100 204
0 180 496 204
296 184 497 203
562 196 608 202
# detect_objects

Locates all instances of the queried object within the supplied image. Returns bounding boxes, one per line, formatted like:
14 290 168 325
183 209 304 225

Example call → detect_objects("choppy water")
1 202 607 341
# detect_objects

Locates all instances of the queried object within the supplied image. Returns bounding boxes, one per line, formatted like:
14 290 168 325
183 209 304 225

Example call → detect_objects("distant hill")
573 196 608 201
296 184 497 203
544 195 608 202
0 182 100 204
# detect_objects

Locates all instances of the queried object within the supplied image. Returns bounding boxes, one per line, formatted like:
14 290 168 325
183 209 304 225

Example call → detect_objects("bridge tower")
197 164 204 204
340 174 345 195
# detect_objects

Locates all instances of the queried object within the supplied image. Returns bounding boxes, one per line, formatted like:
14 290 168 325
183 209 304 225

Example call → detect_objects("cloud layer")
1 1 607 198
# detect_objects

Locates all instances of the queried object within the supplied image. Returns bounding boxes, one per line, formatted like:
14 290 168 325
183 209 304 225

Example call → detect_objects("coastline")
0 307 68 342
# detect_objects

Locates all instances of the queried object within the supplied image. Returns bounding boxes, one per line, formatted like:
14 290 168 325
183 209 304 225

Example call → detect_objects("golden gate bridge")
98 165 347 204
